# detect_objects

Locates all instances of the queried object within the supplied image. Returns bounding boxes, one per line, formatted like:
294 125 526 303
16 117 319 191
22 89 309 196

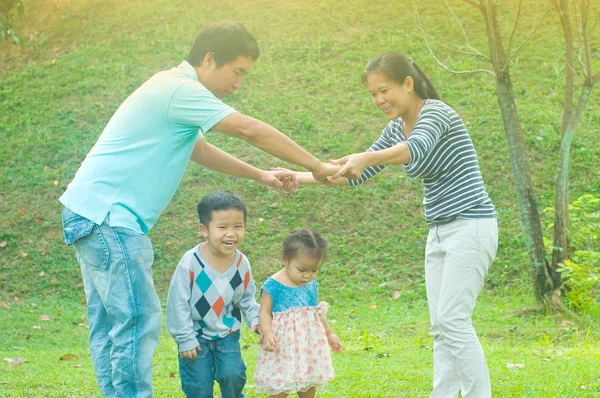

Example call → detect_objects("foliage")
545 195 600 314
0 0 24 48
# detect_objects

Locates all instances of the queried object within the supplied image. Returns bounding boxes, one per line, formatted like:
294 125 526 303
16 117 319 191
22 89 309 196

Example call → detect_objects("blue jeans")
178 331 247 398
62 207 162 398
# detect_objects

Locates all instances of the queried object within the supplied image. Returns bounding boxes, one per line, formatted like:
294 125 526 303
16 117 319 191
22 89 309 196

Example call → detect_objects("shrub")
0 0 25 48
545 195 600 315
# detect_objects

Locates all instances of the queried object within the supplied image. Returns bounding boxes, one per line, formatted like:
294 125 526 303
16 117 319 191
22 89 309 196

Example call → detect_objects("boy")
167 191 259 398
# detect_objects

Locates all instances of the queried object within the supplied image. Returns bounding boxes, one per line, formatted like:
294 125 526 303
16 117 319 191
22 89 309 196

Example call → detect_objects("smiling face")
282 251 324 286
200 209 246 258
196 53 253 99
366 72 415 120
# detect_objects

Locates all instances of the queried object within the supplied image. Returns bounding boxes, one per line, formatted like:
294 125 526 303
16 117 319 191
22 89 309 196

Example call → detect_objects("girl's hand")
327 332 343 354
312 162 341 185
260 170 298 193
261 331 279 352
180 346 200 359
331 153 368 180
273 167 301 191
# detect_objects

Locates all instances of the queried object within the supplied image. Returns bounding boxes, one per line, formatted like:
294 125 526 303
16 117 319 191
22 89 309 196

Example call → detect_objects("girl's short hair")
282 228 327 261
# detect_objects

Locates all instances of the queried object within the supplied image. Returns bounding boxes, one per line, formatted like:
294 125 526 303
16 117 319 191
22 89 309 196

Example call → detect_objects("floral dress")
254 278 334 395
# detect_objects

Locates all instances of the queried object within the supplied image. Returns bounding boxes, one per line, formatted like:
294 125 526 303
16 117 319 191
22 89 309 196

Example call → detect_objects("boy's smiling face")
200 209 246 258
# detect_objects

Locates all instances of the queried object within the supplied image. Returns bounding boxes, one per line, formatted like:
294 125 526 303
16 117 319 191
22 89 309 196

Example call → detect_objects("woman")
296 52 498 398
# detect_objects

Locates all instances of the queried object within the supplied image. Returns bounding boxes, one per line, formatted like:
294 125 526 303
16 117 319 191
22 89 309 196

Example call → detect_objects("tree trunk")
552 86 594 272
478 0 552 302
554 0 574 139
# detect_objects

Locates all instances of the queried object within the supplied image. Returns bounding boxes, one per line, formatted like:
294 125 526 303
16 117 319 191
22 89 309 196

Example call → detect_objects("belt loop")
435 225 441 243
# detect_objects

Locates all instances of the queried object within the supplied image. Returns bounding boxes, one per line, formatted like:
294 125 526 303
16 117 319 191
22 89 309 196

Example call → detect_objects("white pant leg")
426 218 498 398
425 226 461 397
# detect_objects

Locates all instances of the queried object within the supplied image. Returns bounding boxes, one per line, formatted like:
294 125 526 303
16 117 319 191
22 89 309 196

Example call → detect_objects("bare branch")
443 0 490 61
573 0 584 48
578 47 586 74
463 0 481 8
446 0 470 44
413 0 495 77
510 7 553 60
507 0 523 59
480 0 505 71
429 36 492 62
581 0 594 85
554 0 575 136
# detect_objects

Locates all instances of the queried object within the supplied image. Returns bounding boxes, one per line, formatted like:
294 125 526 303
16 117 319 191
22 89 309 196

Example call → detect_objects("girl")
254 228 343 398
293 52 498 398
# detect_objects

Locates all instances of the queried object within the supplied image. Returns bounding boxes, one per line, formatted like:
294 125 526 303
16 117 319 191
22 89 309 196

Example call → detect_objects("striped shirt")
348 99 496 226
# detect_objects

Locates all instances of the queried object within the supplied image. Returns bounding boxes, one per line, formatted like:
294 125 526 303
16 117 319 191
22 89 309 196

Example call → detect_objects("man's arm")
191 138 296 192
211 112 338 181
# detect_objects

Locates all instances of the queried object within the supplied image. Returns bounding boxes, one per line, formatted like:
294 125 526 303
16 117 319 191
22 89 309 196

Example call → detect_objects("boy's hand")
261 331 279 352
180 346 200 359
327 332 343 354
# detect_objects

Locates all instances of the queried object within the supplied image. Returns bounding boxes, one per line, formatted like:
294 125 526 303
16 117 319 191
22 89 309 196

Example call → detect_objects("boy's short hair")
187 21 260 68
197 191 247 226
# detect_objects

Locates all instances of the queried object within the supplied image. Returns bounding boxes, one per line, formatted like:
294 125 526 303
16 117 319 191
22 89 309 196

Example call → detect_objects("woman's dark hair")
197 191 247 226
282 228 327 261
187 21 260 68
361 52 440 100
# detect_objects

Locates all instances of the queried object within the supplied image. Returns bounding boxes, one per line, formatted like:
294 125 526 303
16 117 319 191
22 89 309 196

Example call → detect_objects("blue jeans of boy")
178 331 247 398
62 207 162 398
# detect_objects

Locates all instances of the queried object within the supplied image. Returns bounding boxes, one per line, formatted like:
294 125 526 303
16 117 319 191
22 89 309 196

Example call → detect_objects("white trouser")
425 218 498 398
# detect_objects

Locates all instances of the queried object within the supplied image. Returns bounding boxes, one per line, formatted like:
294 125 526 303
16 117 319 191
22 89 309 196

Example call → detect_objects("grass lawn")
1 0 599 397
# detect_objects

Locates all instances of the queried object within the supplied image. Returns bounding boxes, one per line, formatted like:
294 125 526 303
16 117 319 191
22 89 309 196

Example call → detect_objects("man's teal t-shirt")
59 61 236 234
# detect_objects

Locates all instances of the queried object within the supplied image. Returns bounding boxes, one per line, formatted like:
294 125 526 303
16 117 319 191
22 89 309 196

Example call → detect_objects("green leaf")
10 31 21 47
0 12 8 28
17 0 25 17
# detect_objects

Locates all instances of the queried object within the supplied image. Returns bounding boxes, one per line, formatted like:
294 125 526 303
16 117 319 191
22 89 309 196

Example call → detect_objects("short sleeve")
260 278 278 301
167 81 237 134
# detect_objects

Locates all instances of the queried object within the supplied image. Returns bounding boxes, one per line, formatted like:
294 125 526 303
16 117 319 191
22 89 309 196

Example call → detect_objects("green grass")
1 0 599 396
1 294 599 397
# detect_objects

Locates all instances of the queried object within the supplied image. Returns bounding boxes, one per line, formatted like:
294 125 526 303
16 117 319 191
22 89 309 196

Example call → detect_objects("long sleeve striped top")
348 99 496 226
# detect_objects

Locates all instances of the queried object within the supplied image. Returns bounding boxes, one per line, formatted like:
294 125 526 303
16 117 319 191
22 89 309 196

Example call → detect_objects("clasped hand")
330 153 367 180
260 169 299 193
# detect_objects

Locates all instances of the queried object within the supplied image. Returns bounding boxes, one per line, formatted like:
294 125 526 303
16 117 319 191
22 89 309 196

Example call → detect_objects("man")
60 21 336 397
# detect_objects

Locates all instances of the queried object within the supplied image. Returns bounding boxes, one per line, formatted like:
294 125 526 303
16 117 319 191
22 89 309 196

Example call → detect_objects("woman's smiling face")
366 72 414 121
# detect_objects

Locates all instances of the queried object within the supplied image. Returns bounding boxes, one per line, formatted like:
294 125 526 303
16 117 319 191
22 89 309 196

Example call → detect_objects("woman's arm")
331 143 410 180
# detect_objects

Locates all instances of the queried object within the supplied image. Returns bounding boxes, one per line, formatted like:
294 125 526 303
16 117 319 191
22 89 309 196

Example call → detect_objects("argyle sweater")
166 245 259 352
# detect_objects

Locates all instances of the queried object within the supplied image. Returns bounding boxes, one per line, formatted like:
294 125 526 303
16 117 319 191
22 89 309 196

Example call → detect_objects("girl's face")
282 251 324 286
366 72 414 120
